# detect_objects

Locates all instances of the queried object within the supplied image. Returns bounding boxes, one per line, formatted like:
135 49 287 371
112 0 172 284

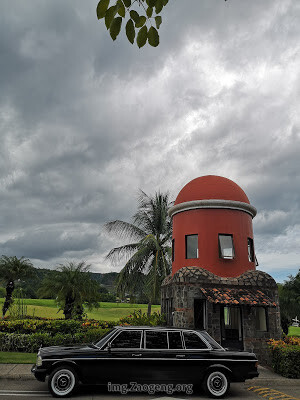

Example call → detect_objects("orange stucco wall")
172 208 255 277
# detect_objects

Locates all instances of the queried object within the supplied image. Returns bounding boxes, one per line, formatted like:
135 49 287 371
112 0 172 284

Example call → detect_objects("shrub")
0 312 167 353
0 318 114 335
0 329 110 353
268 337 300 378
119 309 165 326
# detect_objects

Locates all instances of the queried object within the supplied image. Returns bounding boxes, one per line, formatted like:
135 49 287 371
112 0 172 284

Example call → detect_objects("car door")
104 329 144 383
86 329 143 384
140 329 187 383
182 330 212 382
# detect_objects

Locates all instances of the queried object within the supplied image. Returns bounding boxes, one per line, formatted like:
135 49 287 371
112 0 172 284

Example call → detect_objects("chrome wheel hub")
208 371 227 396
51 369 75 396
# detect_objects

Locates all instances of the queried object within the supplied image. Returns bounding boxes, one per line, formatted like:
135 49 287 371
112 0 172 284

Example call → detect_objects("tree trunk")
147 301 152 317
2 280 15 318
74 304 84 320
64 296 74 319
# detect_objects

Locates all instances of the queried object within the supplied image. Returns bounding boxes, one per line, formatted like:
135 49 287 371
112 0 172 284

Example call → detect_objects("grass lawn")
288 326 300 337
0 352 36 364
0 298 160 321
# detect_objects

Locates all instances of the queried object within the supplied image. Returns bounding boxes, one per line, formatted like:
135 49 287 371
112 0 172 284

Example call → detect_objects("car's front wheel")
48 366 78 398
202 370 230 398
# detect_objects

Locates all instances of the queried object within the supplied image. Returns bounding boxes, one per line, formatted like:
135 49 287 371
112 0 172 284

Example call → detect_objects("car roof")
113 326 204 332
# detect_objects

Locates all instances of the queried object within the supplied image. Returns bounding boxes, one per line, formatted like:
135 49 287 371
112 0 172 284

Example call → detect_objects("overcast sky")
0 0 299 282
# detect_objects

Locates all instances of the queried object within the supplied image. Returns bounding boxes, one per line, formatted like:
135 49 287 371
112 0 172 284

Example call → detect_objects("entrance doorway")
194 299 206 329
220 306 243 350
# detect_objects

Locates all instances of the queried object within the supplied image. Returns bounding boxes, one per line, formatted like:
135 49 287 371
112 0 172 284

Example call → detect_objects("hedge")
0 328 110 353
0 319 114 335
0 312 166 353
269 337 300 379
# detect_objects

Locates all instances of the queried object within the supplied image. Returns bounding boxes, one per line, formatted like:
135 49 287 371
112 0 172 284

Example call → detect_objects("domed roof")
174 175 250 205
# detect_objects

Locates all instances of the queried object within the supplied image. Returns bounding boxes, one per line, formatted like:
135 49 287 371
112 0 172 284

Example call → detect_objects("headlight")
36 355 43 367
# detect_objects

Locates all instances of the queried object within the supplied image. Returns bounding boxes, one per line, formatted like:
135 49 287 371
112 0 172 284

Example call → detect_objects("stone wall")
161 266 282 364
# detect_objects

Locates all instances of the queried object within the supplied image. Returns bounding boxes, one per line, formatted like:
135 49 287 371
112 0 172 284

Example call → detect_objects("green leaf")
117 1 125 17
162 0 168 5
136 16 146 28
148 26 159 47
96 0 110 19
155 16 162 29
126 19 135 44
147 0 156 7
123 0 131 6
155 0 163 14
110 17 122 40
137 25 148 48
105 6 117 29
130 10 140 24
146 7 153 18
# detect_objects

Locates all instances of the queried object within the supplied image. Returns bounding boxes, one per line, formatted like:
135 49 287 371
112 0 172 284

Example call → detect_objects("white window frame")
219 234 235 259
185 234 199 259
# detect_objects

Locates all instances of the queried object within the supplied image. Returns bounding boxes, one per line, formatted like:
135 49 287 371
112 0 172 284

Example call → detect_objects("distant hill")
89 272 118 291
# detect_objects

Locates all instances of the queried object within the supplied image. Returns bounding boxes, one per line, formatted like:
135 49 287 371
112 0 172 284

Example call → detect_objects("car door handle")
132 353 142 357
176 354 185 358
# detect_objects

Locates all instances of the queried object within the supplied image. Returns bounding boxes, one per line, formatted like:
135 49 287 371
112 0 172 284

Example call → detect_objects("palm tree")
0 255 35 317
278 269 300 333
105 191 172 315
38 261 100 319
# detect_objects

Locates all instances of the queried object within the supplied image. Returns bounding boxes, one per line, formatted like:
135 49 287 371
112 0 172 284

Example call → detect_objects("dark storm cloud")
0 0 299 279
0 226 98 260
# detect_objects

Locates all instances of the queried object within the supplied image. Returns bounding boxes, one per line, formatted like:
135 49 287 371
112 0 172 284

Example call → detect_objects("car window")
95 328 115 348
200 331 223 350
168 331 183 349
110 330 142 349
183 331 208 349
145 331 168 349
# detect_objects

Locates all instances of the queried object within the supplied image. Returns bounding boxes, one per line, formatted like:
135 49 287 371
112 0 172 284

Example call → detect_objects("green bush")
119 309 165 326
0 318 114 334
271 346 300 379
269 337 300 379
0 329 109 353
0 311 166 354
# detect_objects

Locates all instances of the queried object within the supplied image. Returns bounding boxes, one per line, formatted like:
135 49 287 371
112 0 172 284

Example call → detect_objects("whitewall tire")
48 366 78 398
203 370 230 398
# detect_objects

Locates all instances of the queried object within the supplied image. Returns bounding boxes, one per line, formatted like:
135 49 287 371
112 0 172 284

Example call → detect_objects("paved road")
0 365 299 400
0 380 299 400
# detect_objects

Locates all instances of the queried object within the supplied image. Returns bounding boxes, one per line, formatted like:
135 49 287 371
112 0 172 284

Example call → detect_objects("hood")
39 344 97 357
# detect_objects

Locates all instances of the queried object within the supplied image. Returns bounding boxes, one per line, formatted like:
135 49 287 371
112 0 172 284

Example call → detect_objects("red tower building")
170 175 257 277
161 175 281 361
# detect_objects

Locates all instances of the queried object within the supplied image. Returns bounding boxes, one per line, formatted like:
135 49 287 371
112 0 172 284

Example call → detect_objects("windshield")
199 331 224 350
94 328 116 348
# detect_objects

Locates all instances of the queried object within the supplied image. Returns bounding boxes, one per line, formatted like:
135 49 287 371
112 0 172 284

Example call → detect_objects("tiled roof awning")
200 287 277 307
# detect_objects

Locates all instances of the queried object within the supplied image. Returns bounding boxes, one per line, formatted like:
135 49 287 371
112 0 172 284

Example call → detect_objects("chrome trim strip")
42 357 257 362
168 199 257 218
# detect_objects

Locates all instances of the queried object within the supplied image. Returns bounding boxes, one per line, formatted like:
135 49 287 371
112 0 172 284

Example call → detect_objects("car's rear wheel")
202 370 230 398
48 366 78 398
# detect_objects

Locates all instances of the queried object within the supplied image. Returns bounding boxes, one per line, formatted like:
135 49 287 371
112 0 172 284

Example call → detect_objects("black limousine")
32 326 259 398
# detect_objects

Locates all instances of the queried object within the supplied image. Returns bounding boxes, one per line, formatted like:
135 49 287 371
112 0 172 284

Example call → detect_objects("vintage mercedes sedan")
32 326 259 398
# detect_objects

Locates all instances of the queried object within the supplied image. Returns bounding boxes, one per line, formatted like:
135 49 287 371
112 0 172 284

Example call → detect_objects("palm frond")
105 243 139 264
104 220 146 241
116 244 154 295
